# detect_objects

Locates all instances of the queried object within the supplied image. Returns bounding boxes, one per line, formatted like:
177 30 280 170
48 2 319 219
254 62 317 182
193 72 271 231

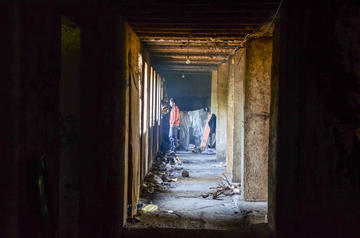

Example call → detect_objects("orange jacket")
169 106 180 127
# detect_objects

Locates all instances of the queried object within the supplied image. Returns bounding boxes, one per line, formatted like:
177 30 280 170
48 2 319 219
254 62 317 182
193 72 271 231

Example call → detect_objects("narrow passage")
127 151 267 230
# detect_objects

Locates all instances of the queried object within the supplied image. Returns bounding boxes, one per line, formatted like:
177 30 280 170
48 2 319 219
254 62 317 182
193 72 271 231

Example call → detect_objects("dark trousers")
169 126 179 151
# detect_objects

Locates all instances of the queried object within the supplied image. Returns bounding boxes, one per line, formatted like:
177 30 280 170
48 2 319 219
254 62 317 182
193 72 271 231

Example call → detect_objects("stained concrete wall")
269 3 360 237
128 24 142 218
227 62 235 173
243 37 272 201
211 71 218 115
232 49 246 183
216 63 229 161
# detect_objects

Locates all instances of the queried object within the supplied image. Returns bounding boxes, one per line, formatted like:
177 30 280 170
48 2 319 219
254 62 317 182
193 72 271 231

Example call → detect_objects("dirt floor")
125 151 268 232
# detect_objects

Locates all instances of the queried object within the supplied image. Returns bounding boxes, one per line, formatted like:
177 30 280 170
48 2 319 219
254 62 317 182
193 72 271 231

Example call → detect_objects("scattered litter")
175 156 182 164
141 204 158 213
202 173 241 199
141 151 181 194
201 193 210 198
182 170 189 177
170 178 178 182
167 210 174 214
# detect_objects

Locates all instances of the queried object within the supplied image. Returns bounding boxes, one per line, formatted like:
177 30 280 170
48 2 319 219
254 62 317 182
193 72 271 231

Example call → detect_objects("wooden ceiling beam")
158 66 217 72
137 33 250 38
128 17 268 25
154 55 227 61
133 29 254 34
139 36 246 40
118 2 280 12
131 24 259 30
151 52 230 57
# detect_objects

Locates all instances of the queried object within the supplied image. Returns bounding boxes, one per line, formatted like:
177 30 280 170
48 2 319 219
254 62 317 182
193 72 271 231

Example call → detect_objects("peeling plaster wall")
243 37 272 201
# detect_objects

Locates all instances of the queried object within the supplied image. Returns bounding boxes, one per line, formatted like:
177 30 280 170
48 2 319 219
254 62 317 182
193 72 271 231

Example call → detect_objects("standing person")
169 98 180 152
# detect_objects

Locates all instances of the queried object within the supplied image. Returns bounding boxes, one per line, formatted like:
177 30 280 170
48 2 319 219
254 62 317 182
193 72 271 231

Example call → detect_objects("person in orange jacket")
169 98 180 152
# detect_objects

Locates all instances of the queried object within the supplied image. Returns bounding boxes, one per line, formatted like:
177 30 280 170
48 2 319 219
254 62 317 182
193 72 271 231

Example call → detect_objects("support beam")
232 49 246 183
211 71 218 115
243 37 272 201
80 14 128 237
216 63 229 161
227 61 235 173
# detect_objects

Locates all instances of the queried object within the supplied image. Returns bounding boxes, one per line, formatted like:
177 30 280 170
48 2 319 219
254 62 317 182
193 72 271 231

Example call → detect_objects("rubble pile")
141 152 183 194
202 173 241 199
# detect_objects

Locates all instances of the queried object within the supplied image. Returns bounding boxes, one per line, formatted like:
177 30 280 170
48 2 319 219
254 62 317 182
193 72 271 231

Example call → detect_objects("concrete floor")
126 151 268 231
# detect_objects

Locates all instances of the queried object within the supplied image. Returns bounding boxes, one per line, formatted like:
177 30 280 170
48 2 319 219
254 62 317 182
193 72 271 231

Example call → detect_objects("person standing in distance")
169 98 180 152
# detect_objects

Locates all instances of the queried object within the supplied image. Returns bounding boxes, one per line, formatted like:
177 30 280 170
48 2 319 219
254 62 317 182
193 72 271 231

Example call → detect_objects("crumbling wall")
243 37 272 201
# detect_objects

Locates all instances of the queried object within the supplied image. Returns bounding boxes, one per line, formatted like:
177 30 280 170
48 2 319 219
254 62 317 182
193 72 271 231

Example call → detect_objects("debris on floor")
182 170 189 177
202 173 241 199
141 204 158 213
141 151 182 194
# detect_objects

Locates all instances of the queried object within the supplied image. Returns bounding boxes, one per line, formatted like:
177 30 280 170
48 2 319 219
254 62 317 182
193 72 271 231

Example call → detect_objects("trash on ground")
175 156 182 164
141 150 181 194
202 173 241 199
182 170 189 177
141 204 158 213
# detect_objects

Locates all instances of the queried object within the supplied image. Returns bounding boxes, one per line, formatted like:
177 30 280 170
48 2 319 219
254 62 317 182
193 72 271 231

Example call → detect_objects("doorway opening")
127 39 272 230
122 0 280 232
